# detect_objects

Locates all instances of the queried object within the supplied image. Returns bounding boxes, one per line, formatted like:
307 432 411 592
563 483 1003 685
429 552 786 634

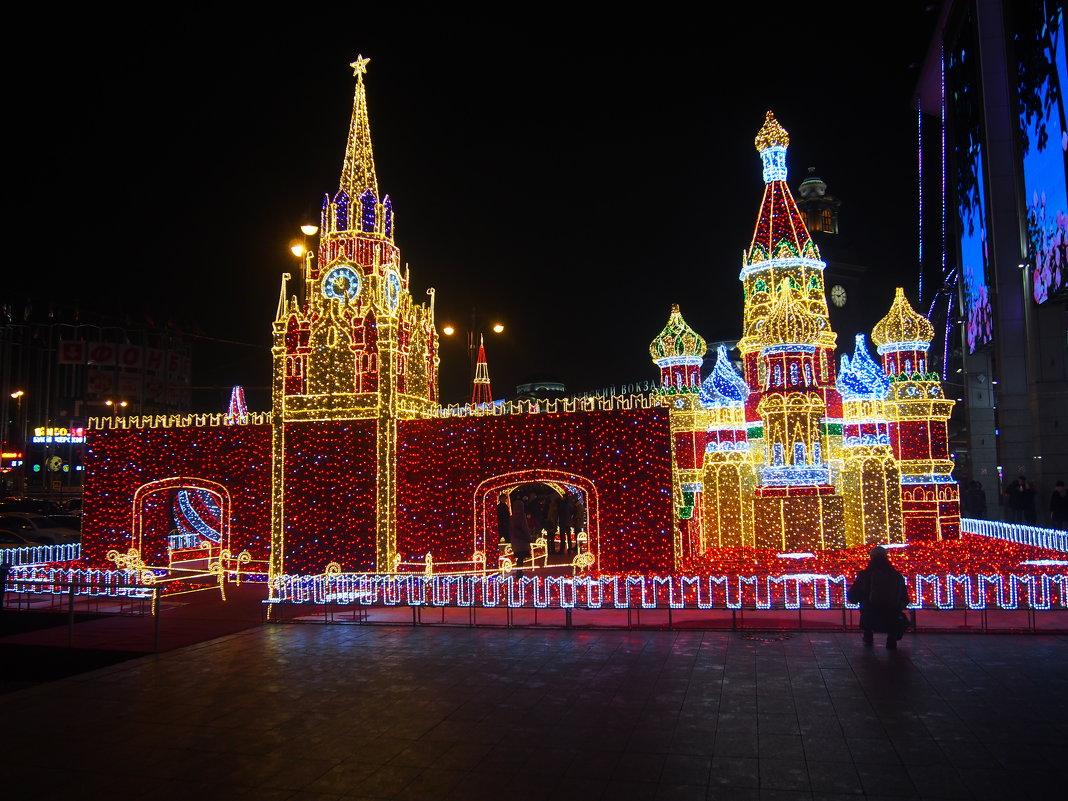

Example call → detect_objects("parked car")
0 513 80 545
46 514 82 532
0 498 61 515
0 528 44 550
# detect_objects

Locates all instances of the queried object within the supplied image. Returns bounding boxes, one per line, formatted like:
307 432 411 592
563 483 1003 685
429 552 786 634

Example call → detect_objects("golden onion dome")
871 288 934 349
754 110 789 152
650 304 707 362
761 282 822 345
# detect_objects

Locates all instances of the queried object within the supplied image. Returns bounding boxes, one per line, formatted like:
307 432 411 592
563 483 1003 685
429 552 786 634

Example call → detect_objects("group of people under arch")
497 483 587 568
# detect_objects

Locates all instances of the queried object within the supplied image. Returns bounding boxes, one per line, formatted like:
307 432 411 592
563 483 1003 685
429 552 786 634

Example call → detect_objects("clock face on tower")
322 265 361 302
385 270 401 311
830 284 847 308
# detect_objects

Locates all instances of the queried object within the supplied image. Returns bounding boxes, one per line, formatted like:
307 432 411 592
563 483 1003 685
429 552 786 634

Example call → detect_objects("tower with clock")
270 56 441 574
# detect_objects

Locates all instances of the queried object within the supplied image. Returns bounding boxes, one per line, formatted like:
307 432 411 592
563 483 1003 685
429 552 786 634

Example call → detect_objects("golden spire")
755 110 790 152
871 288 934 349
340 55 379 200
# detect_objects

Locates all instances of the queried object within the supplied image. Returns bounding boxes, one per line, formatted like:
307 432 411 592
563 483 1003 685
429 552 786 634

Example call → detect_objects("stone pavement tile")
602 779 660 800
661 753 711 785
303 761 380 795
758 732 805 761
427 741 494 770
756 789 816 801
713 728 759 758
757 711 801 735
800 733 852 762
652 782 709 800
708 755 760 788
796 713 843 736
612 751 665 783
705 787 760 801
390 767 466 801
562 750 618 780
758 757 810 791
854 762 918 797
805 760 865 795
903 763 970 799
846 736 900 765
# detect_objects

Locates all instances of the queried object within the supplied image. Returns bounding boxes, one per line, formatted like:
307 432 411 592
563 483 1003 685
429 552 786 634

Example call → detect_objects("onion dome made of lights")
754 110 789 152
699 345 750 408
760 282 823 346
837 335 890 401
650 304 707 362
871 288 934 349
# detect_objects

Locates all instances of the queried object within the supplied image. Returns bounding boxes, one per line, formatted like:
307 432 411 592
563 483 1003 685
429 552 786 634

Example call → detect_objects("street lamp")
9 391 25 494
440 310 505 390
289 225 319 302
105 399 128 420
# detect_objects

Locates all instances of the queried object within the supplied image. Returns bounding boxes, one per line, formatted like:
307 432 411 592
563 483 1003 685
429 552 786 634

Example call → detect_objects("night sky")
8 5 940 409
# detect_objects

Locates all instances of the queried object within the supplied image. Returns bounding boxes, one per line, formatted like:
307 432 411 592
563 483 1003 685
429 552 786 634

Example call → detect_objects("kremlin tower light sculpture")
471 335 493 405
652 111 960 554
270 55 440 575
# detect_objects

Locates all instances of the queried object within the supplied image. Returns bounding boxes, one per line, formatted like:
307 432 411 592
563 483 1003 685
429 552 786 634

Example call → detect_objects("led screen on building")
948 10 994 353
1014 2 1068 305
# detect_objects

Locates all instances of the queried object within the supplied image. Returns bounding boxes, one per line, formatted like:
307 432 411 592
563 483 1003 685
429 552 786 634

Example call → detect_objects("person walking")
963 480 987 519
1005 476 1037 524
496 493 511 544
559 491 575 554
847 546 911 649
1050 480 1068 530
571 495 587 554
508 493 531 571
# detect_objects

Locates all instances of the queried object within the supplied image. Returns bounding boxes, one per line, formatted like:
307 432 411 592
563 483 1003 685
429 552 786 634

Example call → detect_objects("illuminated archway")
473 469 599 568
131 477 232 564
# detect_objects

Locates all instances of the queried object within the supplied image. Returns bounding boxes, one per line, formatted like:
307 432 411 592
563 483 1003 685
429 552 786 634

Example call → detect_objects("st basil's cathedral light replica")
76 63 962 596
651 111 960 558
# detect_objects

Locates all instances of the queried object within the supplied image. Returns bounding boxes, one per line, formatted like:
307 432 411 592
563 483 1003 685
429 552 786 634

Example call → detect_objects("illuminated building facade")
80 65 960 588
653 112 960 557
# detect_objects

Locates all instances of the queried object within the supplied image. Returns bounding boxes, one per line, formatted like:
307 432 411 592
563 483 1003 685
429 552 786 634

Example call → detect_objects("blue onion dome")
699 345 750 408
837 335 891 401
649 304 707 363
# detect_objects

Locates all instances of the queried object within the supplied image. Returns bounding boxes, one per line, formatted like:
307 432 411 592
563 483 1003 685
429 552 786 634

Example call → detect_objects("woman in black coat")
847 546 911 649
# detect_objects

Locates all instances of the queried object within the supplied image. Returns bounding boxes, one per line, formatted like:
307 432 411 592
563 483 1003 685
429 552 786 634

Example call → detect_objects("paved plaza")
3 624 1066 800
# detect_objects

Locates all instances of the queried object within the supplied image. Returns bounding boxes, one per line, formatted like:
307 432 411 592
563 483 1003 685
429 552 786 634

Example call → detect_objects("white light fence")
3 566 153 598
962 518 1068 552
269 572 1068 611
0 543 81 568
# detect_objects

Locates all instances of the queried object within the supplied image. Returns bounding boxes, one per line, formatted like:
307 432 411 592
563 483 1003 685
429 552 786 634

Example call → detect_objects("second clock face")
386 271 401 310
323 265 361 302
831 284 847 307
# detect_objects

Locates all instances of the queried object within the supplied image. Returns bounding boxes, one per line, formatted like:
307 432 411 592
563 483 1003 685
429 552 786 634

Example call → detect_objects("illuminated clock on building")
322 265 361 302
385 270 401 311
830 284 847 307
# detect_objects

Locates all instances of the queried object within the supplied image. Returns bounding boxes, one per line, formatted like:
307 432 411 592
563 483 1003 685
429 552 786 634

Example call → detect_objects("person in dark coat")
496 493 511 544
963 480 987 519
1050 480 1068 530
847 546 910 649
508 494 531 569
1006 475 1037 524
559 491 575 554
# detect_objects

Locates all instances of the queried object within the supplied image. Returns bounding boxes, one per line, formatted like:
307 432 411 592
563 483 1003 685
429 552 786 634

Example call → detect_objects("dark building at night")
915 0 1068 513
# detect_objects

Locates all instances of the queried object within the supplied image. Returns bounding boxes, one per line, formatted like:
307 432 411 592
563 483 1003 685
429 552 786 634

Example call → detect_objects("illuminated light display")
470 335 493 405
64 75 980 611
224 386 249 424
